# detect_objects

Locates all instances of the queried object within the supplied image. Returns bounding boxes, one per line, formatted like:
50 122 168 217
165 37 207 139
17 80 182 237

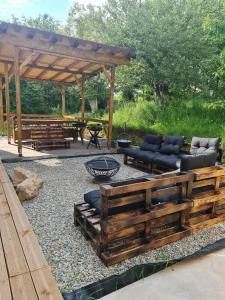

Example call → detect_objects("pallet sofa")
74 165 225 266
31 127 70 150
120 135 220 173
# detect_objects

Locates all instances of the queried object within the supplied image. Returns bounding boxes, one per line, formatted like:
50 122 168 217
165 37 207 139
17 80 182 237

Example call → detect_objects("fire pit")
85 156 121 180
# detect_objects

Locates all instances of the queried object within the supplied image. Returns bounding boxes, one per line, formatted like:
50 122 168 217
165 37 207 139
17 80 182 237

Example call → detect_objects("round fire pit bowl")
85 156 121 181
117 139 131 148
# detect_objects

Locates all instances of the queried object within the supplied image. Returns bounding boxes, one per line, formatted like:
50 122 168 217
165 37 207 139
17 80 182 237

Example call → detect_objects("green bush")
113 97 225 143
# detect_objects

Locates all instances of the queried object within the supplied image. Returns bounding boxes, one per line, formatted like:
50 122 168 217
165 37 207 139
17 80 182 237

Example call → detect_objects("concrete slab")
101 248 225 300
0 137 115 161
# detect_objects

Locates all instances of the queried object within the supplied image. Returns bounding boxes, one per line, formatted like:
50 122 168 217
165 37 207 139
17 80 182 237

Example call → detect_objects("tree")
11 14 60 32
67 0 220 105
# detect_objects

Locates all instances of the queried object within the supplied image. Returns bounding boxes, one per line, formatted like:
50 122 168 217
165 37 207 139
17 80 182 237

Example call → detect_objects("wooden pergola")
0 22 134 156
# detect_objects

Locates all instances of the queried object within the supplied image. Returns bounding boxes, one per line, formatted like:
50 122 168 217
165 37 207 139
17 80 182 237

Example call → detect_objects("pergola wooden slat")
0 22 134 156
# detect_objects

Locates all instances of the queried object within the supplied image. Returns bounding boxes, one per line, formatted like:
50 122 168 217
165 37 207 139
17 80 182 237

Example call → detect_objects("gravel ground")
4 155 225 291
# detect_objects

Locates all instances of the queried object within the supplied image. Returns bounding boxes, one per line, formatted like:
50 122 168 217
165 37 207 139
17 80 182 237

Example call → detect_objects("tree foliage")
67 0 225 104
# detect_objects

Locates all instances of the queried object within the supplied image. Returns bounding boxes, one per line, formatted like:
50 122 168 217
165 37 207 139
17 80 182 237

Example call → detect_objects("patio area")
0 136 115 161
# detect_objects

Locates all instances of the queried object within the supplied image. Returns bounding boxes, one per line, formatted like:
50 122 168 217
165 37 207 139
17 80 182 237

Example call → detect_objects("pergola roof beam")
8 51 37 81
21 53 43 77
36 57 63 79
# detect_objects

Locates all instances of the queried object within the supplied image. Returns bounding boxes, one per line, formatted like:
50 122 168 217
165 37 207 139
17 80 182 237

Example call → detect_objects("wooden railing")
6 114 110 144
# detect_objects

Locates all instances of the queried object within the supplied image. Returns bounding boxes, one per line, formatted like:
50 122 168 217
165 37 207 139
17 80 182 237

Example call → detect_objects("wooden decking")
0 162 63 300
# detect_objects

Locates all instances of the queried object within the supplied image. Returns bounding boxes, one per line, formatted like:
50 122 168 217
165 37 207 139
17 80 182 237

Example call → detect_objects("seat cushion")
136 150 159 163
84 190 101 213
120 147 140 158
122 147 157 164
140 134 162 152
190 137 220 155
140 143 160 152
180 152 217 171
153 154 181 169
160 135 185 155
84 190 143 214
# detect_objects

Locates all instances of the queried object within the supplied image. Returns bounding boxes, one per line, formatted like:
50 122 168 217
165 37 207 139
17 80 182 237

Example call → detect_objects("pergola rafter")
0 22 134 156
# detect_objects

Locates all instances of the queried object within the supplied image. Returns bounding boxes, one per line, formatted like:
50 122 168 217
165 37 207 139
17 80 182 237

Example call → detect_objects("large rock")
13 167 44 201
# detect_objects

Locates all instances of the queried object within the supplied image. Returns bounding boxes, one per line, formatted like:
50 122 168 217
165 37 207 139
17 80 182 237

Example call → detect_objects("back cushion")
160 135 185 155
180 152 217 171
140 134 162 152
190 137 220 155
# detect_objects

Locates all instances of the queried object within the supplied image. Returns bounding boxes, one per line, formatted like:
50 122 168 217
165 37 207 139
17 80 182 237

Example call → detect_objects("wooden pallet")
0 162 63 300
74 166 225 266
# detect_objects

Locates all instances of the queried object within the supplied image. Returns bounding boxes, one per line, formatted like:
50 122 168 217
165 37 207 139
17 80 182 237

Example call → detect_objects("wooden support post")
0 78 4 135
61 85 66 117
108 66 115 147
80 74 85 119
4 64 11 143
14 48 22 157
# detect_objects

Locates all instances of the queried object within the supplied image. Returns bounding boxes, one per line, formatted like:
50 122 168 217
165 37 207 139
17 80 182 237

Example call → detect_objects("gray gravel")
4 155 225 291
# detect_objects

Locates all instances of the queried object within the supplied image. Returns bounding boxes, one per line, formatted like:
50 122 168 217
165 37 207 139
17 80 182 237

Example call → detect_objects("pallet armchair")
74 165 225 266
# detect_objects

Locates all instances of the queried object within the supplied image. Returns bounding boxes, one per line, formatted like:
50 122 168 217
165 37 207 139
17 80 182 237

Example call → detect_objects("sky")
0 0 105 23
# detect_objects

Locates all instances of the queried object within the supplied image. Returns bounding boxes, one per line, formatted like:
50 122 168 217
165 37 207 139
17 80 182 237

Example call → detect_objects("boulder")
13 167 44 201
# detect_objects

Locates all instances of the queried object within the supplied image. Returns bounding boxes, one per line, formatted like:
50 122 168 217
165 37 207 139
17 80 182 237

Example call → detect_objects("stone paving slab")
0 137 114 161
101 248 225 300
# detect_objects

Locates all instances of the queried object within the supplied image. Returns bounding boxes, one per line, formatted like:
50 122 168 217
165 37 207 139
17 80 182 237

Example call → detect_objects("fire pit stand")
85 156 121 181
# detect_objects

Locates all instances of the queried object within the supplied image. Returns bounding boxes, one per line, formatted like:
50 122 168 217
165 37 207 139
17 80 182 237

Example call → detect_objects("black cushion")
190 137 220 155
160 144 180 155
136 150 159 163
84 190 143 214
120 147 140 158
160 135 184 155
153 154 181 169
140 143 160 152
144 134 162 145
180 152 217 171
84 190 101 213
139 134 162 152
122 147 158 163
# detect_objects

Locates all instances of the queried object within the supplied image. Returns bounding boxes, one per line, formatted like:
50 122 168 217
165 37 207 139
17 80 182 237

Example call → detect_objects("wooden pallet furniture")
122 136 220 174
74 166 225 266
189 166 225 231
31 127 70 151
12 118 78 143
0 162 63 300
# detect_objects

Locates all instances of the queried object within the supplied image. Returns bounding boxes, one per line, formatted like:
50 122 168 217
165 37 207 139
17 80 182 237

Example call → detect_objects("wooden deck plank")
0 236 9 283
0 185 29 277
0 164 11 183
2 180 48 272
0 280 12 300
10 273 39 300
31 267 63 300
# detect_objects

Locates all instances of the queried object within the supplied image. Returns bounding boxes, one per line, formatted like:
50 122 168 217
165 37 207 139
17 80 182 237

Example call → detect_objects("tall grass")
113 97 225 142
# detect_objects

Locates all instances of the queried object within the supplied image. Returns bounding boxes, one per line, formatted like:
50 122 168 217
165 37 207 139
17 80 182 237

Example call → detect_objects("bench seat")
75 166 225 266
31 127 71 151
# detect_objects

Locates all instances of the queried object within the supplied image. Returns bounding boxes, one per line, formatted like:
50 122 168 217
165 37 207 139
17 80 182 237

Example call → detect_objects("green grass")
112 97 225 143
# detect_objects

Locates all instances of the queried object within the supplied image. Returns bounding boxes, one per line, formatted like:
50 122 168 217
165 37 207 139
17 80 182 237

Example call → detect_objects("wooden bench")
31 127 70 151
0 162 63 299
74 166 225 266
